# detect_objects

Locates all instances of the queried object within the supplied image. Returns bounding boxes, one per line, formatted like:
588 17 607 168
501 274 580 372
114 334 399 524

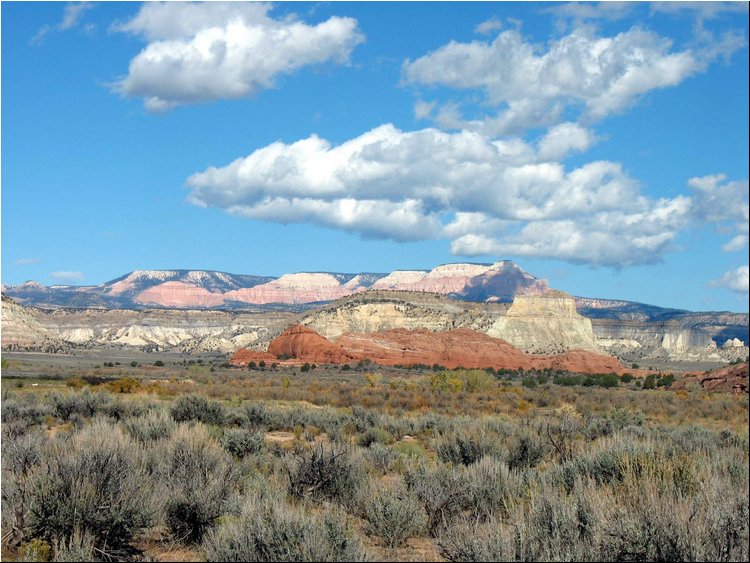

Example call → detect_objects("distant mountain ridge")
3 261 549 310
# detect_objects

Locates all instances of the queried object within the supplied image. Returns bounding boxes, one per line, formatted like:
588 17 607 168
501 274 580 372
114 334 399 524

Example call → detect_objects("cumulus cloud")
688 174 749 251
537 122 599 161
50 271 85 283
15 258 41 266
112 2 364 111
710 265 750 293
187 124 691 267
403 25 742 134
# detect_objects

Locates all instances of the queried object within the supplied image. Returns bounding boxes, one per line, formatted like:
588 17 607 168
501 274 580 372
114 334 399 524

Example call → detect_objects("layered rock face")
233 325 628 374
487 290 600 354
302 291 507 340
1 297 296 353
0 296 64 351
590 319 747 362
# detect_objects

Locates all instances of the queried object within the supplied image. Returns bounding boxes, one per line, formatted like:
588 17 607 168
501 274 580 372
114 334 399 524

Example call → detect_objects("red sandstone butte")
233 325 630 375
267 325 355 365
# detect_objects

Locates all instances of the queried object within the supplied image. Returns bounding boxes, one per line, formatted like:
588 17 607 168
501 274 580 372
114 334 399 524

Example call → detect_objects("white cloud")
51 271 85 283
403 25 742 133
710 265 749 293
414 100 436 120
451 196 692 267
31 2 94 45
537 122 599 161
688 174 749 251
723 235 749 253
548 2 635 22
113 2 364 111
475 17 503 35
60 2 94 31
651 2 749 20
187 124 691 267
15 258 41 266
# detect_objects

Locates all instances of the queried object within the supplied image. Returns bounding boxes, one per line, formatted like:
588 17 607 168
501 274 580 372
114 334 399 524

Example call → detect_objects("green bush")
222 428 265 458
170 395 226 426
435 429 502 466
507 433 545 470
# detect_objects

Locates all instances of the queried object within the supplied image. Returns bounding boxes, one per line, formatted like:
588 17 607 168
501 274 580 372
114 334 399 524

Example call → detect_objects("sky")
1 1 748 312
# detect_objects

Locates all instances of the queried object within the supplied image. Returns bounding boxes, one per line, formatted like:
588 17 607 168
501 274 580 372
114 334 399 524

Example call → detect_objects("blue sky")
2 1 748 312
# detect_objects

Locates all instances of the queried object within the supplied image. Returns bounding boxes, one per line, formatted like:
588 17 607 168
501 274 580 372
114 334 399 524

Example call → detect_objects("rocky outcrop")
487 290 600 354
233 325 629 374
0 296 65 351
1 297 296 353
267 325 354 364
674 363 748 394
302 291 507 340
590 319 747 362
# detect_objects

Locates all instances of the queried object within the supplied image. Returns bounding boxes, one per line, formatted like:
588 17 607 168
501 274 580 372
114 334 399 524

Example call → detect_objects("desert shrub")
435 428 503 466
1 396 52 428
27 419 153 550
466 457 522 521
103 396 155 421
600 473 749 562
518 491 595 561
48 390 111 421
242 403 282 430
18 538 51 562
545 404 584 462
160 424 238 543
362 487 427 548
222 428 265 458
52 530 95 562
351 405 381 432
391 440 428 463
404 463 470 534
357 426 394 448
123 410 177 443
2 431 46 546
285 443 368 506
170 395 226 426
507 432 546 471
439 518 510 562
203 493 367 562
583 416 614 440
364 443 398 474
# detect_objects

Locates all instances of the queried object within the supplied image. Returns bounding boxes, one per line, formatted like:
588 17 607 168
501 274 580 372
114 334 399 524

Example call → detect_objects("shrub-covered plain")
1 365 748 561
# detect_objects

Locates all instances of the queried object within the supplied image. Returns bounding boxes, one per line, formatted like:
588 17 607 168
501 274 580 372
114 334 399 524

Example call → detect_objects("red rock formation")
267 325 355 364
233 325 629 375
135 281 225 307
676 363 748 394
